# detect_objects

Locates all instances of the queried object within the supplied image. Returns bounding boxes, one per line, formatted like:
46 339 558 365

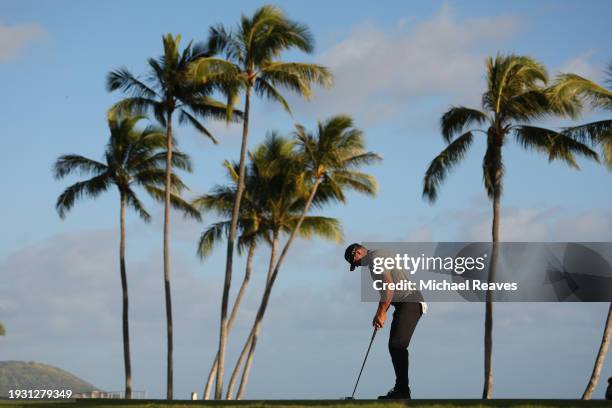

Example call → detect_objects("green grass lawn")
1 399 612 408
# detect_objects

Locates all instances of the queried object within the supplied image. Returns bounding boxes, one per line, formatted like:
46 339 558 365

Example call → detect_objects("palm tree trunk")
204 242 256 399
226 233 278 400
236 330 257 399
231 180 322 400
226 331 253 400
119 193 132 399
217 86 251 399
582 302 612 399
164 110 174 400
483 174 501 399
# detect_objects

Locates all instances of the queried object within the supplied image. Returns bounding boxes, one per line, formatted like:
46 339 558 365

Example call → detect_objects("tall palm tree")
106 34 233 399
227 116 380 399
553 62 612 400
423 54 598 398
191 7 334 397
53 116 199 399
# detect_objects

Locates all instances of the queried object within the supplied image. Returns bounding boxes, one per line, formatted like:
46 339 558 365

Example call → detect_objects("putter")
344 327 378 400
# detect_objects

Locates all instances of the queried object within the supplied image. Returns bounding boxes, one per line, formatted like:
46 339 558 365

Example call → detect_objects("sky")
1 0 612 400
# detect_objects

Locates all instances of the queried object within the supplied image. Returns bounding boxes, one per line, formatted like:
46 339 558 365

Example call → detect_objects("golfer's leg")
388 302 421 392
388 305 403 390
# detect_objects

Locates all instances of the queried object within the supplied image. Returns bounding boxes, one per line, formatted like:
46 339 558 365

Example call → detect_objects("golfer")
344 243 426 399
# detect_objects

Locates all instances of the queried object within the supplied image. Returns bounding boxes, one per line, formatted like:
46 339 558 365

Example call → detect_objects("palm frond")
108 97 163 124
501 90 555 122
483 54 549 114
124 188 151 222
53 155 107 179
145 185 201 220
56 173 112 218
515 125 598 169
135 169 188 192
552 73 612 110
236 232 258 255
192 186 237 215
562 120 612 145
208 23 244 62
178 109 218 144
222 160 240 182
286 215 342 242
188 57 242 84
259 62 332 100
603 139 612 170
441 107 487 142
106 68 159 99
133 150 192 173
197 220 230 258
423 131 474 203
253 77 291 114
188 95 241 123
343 152 383 168
330 170 378 197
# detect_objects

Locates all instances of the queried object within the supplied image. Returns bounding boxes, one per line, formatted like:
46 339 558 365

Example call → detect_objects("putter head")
343 397 354 400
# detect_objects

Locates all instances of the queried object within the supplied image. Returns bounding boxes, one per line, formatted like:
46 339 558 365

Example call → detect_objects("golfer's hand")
372 310 386 328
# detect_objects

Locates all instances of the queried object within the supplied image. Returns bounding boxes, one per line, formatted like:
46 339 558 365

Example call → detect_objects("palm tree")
422 54 598 398
227 116 380 399
194 160 267 400
190 7 334 397
53 115 200 399
553 62 612 400
0 323 5 336
195 141 342 399
106 34 233 399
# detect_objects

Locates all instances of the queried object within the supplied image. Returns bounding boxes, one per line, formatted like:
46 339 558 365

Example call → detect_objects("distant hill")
0 361 99 397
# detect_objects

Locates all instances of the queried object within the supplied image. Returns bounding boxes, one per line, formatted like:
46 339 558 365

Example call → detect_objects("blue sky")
1 0 612 400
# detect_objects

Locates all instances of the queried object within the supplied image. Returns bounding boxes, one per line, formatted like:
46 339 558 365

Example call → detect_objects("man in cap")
344 243 426 400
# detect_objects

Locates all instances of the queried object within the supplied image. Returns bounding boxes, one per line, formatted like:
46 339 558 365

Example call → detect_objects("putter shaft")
350 327 378 399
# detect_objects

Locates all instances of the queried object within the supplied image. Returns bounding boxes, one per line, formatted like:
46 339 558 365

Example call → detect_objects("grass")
1 399 612 408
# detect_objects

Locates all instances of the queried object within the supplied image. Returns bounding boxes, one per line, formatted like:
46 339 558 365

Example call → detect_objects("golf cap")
344 243 361 271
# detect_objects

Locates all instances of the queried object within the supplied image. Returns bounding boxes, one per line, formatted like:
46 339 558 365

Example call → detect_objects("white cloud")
0 22 44 62
0 228 219 341
466 206 558 241
406 226 433 241
553 210 612 241
294 4 520 125
559 50 605 83
432 200 612 242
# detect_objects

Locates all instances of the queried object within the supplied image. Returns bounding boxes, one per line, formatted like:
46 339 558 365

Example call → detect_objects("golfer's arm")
377 272 394 314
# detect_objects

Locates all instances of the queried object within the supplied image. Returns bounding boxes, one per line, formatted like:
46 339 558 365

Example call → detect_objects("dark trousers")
388 302 422 392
